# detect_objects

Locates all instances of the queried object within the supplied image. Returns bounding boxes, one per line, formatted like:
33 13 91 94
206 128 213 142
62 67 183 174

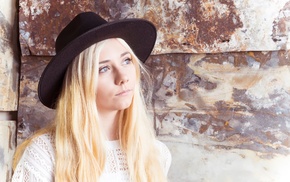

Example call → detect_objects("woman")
12 12 171 181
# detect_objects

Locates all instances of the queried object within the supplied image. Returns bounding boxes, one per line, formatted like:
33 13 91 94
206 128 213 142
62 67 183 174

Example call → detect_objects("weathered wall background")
0 0 18 181
0 0 288 181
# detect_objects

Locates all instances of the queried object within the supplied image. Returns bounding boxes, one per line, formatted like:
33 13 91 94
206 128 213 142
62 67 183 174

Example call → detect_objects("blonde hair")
13 38 167 182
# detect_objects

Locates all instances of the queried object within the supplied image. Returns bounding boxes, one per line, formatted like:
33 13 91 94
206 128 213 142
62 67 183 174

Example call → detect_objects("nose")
115 69 129 85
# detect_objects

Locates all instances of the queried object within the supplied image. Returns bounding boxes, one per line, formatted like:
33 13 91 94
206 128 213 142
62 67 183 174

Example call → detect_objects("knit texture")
12 133 171 182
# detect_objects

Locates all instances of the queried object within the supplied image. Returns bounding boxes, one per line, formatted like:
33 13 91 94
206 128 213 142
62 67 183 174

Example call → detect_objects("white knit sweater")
12 133 171 182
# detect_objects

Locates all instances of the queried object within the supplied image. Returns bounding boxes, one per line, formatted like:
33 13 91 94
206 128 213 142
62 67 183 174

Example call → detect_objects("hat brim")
38 19 156 109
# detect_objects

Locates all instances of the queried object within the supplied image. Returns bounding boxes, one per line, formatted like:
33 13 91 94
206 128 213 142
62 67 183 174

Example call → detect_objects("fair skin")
96 39 137 140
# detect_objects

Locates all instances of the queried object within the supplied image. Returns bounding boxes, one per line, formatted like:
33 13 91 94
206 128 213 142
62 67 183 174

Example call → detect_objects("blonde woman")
12 12 171 182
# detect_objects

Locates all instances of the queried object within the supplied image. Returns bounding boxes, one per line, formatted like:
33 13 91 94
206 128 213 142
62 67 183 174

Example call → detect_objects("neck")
98 110 120 141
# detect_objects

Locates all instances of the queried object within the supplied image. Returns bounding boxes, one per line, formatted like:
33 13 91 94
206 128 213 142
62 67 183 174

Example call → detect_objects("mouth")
115 89 132 96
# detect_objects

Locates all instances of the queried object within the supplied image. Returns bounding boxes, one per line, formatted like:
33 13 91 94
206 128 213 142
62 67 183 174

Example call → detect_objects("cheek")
96 79 109 99
132 72 137 83
96 85 110 109
131 66 138 83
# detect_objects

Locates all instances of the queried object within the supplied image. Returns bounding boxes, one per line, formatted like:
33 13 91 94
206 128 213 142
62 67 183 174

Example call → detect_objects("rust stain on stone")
19 0 95 56
199 122 210 134
19 0 290 56
145 51 290 154
94 0 137 20
18 56 55 142
184 0 243 51
272 1 290 49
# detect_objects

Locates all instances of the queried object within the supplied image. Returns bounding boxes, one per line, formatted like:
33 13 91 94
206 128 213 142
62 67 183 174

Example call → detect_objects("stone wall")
0 0 18 181
2 0 290 181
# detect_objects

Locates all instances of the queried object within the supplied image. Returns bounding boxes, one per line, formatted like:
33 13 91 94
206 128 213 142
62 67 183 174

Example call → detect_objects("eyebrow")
99 51 130 64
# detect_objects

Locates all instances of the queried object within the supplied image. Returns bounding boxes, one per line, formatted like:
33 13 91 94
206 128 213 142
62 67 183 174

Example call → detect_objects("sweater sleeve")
12 133 55 182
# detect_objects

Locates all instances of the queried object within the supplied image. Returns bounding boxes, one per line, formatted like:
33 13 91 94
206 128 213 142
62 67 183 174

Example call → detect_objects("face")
96 39 136 113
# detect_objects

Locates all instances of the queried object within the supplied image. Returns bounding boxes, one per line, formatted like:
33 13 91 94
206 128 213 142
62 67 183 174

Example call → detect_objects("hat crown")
55 12 107 52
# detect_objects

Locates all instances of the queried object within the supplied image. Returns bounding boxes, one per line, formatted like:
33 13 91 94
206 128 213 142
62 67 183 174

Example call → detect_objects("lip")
115 89 132 96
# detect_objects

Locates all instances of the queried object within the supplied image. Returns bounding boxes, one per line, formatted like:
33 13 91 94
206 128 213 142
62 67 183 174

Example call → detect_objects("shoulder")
155 140 172 175
29 132 56 159
12 132 56 182
31 132 55 149
22 132 56 164
155 140 170 155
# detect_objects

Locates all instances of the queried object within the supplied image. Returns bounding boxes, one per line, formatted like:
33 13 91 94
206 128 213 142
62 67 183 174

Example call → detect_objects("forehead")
99 39 129 58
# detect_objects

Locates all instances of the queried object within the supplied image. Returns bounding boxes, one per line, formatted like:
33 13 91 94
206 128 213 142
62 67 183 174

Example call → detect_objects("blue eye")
123 58 132 65
99 66 110 73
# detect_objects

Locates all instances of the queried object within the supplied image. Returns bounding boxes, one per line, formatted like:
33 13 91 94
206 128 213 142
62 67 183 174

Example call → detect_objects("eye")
123 57 132 65
99 66 110 73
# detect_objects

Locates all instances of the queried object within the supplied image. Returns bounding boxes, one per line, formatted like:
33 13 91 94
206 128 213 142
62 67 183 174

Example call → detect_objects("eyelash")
123 57 132 64
99 66 109 73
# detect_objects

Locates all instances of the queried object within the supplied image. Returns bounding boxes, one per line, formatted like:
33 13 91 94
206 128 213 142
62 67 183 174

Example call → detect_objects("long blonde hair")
13 38 167 181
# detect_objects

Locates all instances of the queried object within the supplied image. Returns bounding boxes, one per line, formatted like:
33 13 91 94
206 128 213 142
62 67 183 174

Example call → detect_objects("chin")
120 104 132 110
115 101 132 111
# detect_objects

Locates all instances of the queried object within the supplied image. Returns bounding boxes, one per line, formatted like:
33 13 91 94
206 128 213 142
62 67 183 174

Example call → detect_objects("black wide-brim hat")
38 12 157 109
